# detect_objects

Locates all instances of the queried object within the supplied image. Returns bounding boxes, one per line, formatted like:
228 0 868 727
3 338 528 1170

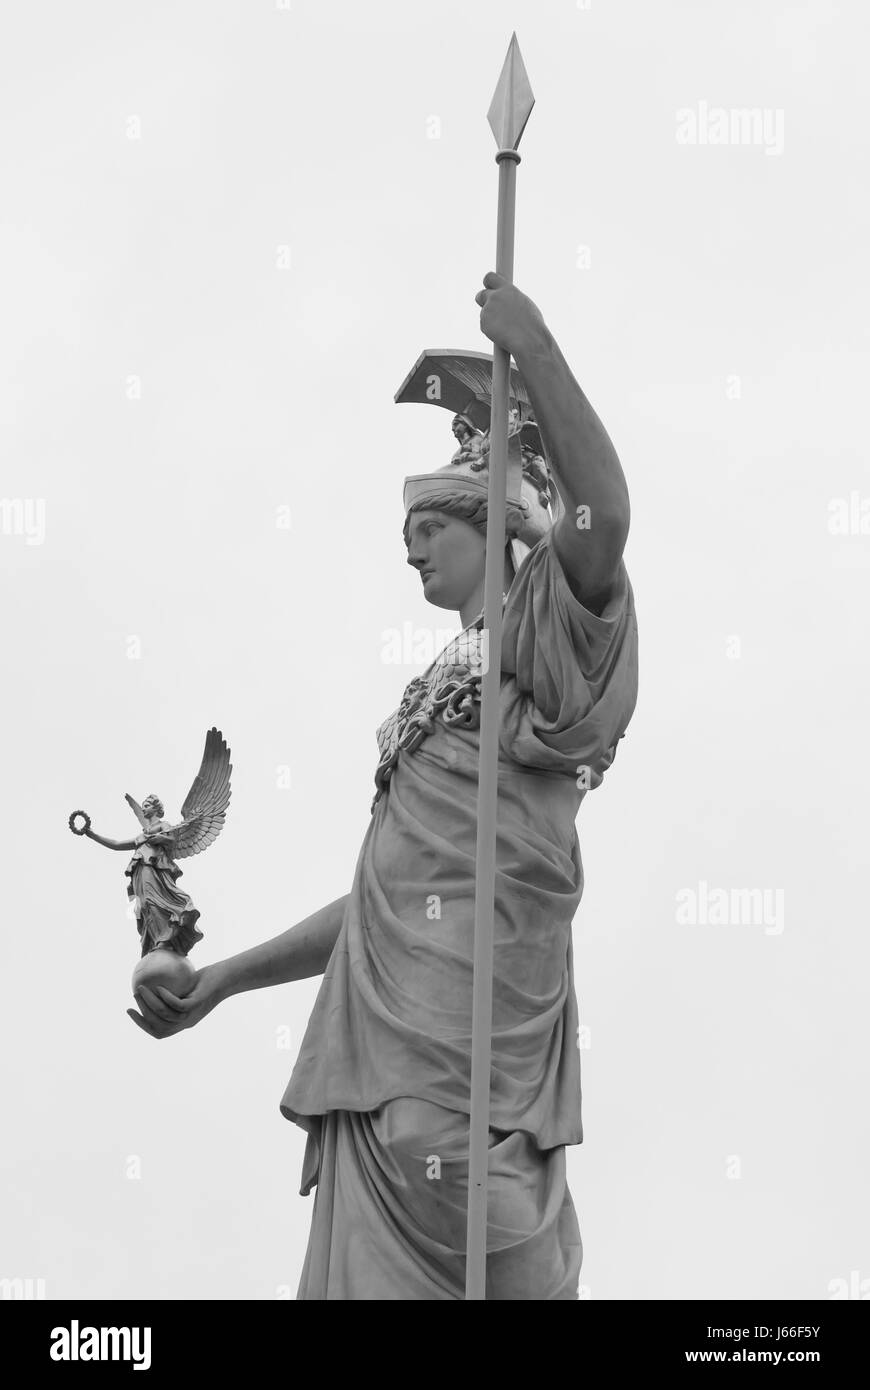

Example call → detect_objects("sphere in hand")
132 950 196 1000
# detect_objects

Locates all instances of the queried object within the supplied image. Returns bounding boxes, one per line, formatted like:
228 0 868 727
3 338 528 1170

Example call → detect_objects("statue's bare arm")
128 893 349 1040
85 829 138 851
214 893 348 998
476 271 630 612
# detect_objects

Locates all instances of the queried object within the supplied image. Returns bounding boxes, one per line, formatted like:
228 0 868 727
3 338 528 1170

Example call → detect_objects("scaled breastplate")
372 618 487 812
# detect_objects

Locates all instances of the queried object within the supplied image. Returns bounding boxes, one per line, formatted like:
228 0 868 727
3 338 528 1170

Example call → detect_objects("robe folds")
280 527 639 1298
124 829 203 957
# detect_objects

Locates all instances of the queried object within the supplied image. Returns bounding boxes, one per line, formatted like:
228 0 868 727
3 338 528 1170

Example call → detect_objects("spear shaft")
465 34 534 1301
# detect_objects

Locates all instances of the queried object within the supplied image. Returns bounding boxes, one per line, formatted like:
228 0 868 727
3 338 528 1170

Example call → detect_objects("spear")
465 32 535 1301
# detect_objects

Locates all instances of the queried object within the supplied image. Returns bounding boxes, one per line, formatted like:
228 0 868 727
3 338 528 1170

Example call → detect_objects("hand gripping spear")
465 33 535 1301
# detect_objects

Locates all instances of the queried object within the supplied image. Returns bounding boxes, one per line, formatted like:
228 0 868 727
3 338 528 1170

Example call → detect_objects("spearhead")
486 32 535 151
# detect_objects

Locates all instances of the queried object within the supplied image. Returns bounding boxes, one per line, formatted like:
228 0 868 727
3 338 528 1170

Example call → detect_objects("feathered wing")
125 793 148 828
168 727 233 860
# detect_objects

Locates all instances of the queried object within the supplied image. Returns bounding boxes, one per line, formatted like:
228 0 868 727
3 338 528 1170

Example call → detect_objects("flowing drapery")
282 529 639 1297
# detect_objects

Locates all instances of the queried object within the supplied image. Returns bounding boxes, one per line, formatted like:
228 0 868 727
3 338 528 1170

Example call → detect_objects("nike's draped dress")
280 528 639 1299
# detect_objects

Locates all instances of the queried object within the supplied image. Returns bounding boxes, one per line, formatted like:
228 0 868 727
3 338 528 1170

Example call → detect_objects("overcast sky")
1 0 867 1300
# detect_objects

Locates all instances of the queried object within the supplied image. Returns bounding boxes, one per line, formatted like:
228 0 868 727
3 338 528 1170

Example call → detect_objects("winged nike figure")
69 727 232 958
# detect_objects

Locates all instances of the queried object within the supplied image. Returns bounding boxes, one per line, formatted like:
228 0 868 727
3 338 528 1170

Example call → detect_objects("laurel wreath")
69 810 91 836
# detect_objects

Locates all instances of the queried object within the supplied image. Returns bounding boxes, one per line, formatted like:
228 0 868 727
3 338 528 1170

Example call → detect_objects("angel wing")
167 727 233 861
125 793 148 828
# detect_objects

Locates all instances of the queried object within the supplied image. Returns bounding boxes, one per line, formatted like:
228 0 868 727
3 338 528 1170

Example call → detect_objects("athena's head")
403 490 521 614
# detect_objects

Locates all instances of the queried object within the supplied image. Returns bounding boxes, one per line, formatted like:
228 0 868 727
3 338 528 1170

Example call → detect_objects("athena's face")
405 509 485 614
143 796 161 819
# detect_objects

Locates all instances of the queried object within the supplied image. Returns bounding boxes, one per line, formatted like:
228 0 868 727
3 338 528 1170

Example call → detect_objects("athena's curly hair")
143 795 165 818
402 490 526 547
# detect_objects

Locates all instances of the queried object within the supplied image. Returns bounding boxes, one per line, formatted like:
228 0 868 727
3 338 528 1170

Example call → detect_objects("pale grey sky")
1 0 867 1299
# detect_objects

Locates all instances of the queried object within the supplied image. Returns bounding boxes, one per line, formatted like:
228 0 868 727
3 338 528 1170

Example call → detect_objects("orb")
132 950 196 1000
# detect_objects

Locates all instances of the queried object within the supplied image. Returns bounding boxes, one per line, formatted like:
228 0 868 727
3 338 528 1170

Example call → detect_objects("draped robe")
280 527 639 1298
